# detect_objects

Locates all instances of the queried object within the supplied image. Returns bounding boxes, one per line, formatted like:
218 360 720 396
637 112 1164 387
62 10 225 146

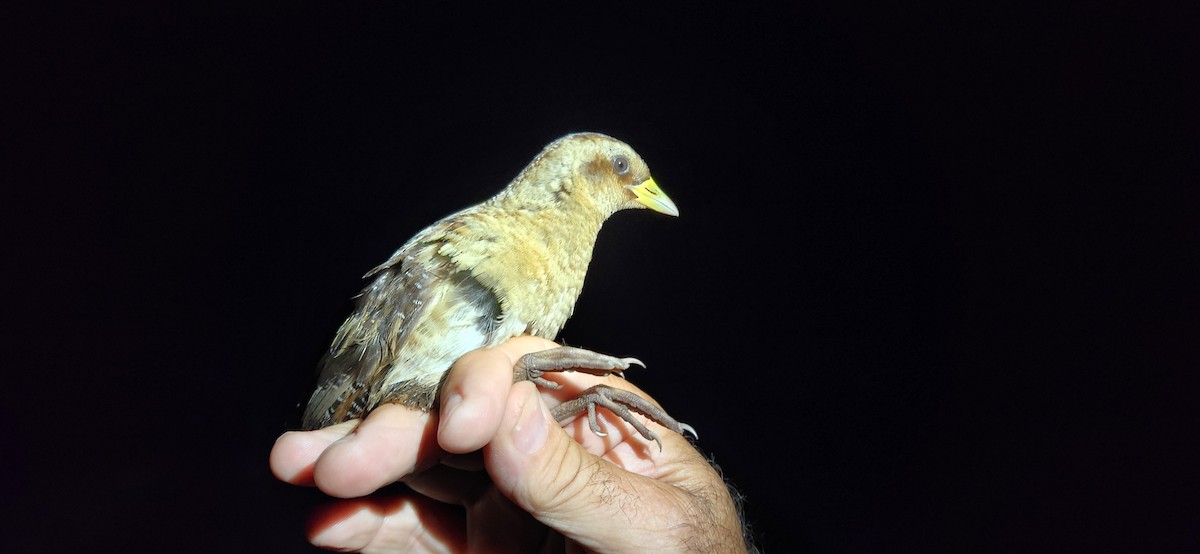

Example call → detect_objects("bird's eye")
612 155 630 175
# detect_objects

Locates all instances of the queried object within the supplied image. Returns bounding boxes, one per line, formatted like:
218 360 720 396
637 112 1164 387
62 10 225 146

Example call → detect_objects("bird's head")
502 132 679 219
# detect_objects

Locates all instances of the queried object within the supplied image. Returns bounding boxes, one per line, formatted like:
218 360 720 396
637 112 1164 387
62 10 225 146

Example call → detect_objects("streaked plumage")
303 133 680 434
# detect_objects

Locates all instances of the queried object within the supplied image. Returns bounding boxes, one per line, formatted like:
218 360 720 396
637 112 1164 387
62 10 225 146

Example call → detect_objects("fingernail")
512 388 548 454
442 392 463 424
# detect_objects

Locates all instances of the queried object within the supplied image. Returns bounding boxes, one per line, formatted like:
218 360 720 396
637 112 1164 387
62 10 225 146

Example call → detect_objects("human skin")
271 336 747 553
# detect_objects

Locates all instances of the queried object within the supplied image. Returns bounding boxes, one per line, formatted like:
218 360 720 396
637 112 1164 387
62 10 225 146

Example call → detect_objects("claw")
619 357 645 369
678 422 699 440
586 403 608 436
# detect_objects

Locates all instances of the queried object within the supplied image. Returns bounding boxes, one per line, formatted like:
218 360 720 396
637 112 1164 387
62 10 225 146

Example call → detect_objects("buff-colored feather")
303 132 678 429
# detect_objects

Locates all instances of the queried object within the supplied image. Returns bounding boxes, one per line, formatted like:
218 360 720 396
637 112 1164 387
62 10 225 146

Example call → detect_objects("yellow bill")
627 178 680 217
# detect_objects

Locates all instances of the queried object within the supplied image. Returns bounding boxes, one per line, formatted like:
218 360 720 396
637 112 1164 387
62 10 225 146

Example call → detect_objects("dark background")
8 2 1196 552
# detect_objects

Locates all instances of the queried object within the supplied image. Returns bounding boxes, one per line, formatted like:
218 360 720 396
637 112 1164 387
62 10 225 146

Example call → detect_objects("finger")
270 419 359 486
465 486 551 554
441 450 484 472
437 336 560 453
402 463 490 505
484 383 695 553
307 493 466 554
436 348 519 454
313 403 442 498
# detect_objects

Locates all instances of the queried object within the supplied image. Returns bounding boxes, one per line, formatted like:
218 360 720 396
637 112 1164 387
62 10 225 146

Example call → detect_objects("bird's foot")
514 346 642 389
552 385 690 450
514 347 692 450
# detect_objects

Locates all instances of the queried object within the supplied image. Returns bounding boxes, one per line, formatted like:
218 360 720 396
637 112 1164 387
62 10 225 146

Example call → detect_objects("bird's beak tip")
627 178 679 217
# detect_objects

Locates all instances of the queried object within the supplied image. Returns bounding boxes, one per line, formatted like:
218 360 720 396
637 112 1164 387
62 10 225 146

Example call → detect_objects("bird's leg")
514 346 691 450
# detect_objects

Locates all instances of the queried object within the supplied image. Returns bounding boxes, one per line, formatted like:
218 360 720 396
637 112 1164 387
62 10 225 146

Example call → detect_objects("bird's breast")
451 208 604 340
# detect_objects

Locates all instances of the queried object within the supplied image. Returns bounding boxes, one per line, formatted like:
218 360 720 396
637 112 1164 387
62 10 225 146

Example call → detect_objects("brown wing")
301 240 446 429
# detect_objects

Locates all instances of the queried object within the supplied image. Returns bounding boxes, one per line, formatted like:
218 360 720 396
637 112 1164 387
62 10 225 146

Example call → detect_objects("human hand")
270 336 747 553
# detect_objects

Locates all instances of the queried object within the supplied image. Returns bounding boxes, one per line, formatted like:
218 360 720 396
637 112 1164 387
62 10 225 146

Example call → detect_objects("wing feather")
301 234 447 429
300 216 507 429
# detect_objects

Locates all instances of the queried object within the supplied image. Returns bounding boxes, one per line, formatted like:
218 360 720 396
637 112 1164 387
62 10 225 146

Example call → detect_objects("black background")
8 2 1196 552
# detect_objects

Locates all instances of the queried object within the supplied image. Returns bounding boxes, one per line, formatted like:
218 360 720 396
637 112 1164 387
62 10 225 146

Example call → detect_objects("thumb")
484 382 686 552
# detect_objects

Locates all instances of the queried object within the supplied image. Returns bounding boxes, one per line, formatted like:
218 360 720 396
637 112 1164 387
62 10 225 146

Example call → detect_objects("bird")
302 132 687 447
